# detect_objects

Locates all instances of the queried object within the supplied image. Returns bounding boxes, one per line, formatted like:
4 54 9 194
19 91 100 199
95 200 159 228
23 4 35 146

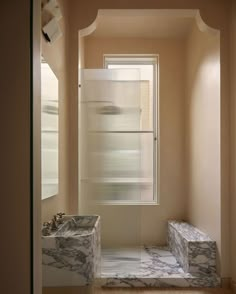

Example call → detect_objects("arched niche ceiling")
79 9 219 39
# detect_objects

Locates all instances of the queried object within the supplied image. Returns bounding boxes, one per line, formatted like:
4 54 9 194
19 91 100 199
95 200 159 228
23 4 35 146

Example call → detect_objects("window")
103 55 158 204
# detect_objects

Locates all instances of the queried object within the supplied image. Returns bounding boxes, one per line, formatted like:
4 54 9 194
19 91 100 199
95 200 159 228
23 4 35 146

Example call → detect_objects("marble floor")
101 246 183 277
43 288 233 294
98 246 220 288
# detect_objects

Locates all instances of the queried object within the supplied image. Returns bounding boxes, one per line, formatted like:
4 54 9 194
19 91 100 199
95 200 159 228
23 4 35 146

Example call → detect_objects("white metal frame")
103 54 159 205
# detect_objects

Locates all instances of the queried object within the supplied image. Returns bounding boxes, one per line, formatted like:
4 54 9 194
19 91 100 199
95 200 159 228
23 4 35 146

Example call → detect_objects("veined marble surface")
168 220 212 241
97 246 220 288
42 215 101 287
168 220 217 274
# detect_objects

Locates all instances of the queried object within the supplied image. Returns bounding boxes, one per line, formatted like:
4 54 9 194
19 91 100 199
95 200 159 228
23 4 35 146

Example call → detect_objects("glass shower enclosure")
79 68 153 277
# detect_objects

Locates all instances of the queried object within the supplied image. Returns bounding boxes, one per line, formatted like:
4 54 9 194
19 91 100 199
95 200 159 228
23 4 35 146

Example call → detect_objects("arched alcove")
77 8 222 275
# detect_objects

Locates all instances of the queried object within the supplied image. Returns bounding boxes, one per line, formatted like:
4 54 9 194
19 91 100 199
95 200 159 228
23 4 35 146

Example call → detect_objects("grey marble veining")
168 220 212 241
42 217 219 288
97 246 220 288
168 220 217 275
42 215 101 287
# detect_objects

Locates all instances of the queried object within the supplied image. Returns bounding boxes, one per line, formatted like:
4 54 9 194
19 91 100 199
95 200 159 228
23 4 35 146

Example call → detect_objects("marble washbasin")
42 215 101 287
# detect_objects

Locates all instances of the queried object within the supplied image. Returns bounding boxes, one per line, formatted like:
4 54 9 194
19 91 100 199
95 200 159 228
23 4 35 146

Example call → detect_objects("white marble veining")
42 215 101 287
42 217 219 288
168 220 217 275
97 246 220 288
168 221 212 241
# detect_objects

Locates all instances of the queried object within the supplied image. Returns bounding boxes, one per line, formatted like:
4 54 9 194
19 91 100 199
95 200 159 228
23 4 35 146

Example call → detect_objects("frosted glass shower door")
80 69 147 204
79 69 152 273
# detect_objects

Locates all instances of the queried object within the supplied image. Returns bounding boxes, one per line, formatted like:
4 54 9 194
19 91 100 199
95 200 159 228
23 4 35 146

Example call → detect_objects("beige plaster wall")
82 37 186 246
41 0 70 222
186 22 221 271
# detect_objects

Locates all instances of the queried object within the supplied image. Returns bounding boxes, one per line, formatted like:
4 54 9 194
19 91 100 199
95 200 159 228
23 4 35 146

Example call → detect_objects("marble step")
96 246 220 288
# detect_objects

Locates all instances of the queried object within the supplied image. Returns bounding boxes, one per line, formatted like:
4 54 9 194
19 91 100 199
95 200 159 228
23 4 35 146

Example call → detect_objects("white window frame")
103 54 159 205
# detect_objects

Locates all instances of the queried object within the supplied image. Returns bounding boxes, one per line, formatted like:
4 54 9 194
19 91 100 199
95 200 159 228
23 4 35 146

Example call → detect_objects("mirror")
41 58 59 200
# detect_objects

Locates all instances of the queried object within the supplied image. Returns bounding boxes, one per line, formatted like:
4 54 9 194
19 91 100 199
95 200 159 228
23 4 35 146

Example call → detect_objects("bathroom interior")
41 1 223 292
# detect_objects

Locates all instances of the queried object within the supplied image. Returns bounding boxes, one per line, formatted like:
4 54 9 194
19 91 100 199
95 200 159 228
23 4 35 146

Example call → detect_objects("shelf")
88 130 154 134
89 150 140 154
42 129 58 133
81 177 153 184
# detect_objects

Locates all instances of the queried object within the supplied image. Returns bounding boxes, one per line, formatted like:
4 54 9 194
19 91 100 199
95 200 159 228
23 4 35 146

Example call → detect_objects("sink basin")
42 215 101 287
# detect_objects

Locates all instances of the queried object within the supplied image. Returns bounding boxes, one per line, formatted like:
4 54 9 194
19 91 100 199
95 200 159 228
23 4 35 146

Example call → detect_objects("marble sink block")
168 220 217 275
42 215 101 287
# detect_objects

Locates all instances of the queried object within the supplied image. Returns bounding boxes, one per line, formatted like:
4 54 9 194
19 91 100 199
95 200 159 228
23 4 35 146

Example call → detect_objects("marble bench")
168 220 217 275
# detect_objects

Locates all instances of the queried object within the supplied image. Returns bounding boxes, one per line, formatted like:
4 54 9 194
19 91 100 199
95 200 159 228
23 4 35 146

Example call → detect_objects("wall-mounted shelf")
81 177 153 184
